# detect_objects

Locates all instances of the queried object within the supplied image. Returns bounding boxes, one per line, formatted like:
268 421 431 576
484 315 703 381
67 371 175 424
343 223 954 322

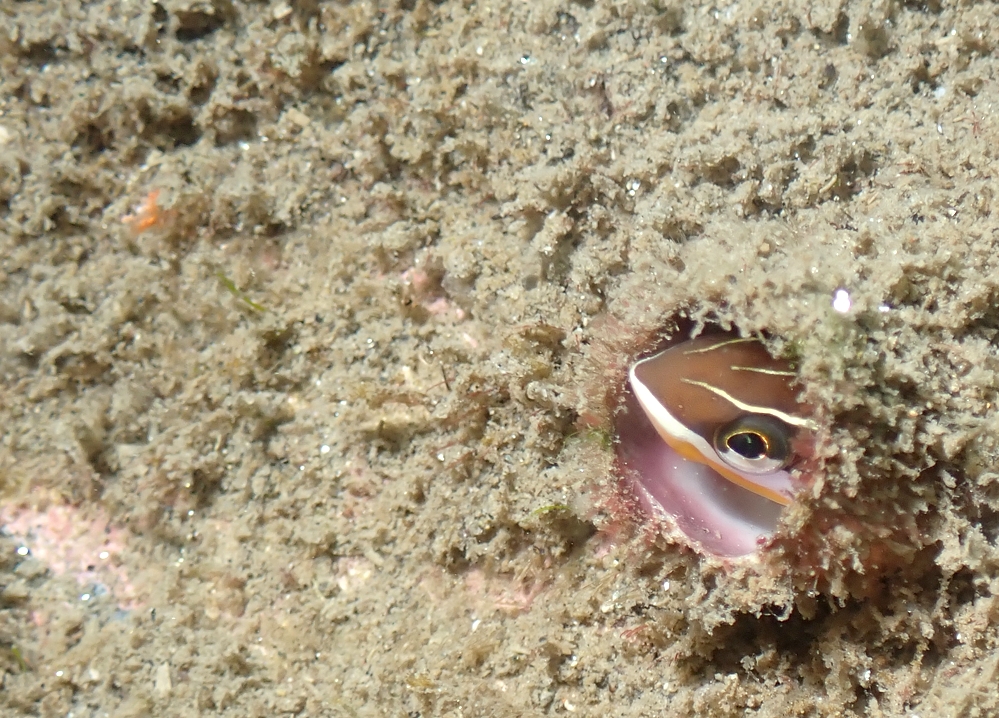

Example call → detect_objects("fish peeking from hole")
616 332 817 558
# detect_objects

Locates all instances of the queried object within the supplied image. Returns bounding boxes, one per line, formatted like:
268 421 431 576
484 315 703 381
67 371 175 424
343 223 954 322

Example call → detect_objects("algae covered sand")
3 0 999 715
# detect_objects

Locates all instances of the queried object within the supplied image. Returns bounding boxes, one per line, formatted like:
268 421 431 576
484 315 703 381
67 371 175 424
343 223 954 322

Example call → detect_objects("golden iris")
713 415 793 474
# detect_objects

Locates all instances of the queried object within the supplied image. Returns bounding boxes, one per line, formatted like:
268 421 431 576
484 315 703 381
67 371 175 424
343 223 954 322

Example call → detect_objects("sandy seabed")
2 0 999 716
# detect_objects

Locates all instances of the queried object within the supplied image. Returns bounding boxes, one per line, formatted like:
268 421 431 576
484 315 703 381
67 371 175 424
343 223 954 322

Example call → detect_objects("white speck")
99 551 109 560
520 55 531 65
833 289 852 313
471 619 481 632
476 46 483 56
933 86 947 99
81 593 91 601
878 304 891 313
55 670 64 677
187 510 194 517
299 465 305 471
16 546 28 556
320 445 331 454
437 453 445 461
154 662 173 696
937 122 944 134
563 699 577 712
662 580 671 591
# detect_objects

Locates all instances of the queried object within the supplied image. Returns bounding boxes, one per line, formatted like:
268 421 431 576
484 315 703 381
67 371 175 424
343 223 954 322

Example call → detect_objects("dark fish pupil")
727 432 768 459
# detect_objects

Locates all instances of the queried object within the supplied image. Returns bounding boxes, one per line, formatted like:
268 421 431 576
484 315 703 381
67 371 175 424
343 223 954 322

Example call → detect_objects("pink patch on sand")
463 567 549 616
400 268 468 321
1 501 141 609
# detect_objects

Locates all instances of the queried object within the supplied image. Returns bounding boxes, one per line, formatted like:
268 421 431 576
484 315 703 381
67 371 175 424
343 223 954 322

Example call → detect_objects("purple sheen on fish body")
617 391 784 558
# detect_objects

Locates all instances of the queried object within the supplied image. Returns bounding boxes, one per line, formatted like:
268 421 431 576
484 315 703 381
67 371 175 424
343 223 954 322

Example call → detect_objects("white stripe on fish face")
679 378 817 431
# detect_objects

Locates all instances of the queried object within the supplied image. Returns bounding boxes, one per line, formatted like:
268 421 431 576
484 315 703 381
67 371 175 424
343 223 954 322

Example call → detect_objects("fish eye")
713 415 794 474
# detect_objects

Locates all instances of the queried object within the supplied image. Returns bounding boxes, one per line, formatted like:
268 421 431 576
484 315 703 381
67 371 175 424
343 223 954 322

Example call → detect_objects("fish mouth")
616 390 786 558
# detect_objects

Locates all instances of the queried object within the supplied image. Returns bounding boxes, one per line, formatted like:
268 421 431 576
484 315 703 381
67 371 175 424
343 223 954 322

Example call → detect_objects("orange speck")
122 189 172 233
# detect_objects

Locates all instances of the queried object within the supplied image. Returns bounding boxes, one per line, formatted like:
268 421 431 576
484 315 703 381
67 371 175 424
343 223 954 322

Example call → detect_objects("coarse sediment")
2 0 999 715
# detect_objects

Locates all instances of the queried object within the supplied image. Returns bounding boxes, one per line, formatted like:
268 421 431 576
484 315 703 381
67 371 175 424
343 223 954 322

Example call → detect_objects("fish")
617 333 815 557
